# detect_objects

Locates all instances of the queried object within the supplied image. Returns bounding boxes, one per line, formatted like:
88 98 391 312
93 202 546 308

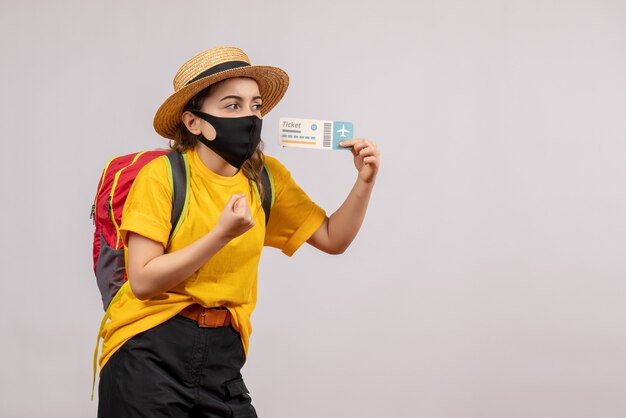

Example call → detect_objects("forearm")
312 177 375 254
128 227 231 300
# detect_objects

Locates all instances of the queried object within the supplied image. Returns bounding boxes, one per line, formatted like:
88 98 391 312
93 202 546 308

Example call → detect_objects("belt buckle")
197 308 224 328
198 309 212 328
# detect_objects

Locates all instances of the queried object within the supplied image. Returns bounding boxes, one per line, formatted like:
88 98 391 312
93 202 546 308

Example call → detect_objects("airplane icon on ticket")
336 124 350 138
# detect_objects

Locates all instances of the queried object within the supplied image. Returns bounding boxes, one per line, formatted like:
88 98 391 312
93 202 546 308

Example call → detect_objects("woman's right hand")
214 194 255 240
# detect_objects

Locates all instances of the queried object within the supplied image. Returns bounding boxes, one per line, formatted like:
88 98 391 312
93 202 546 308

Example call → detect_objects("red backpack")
90 150 189 310
90 149 274 311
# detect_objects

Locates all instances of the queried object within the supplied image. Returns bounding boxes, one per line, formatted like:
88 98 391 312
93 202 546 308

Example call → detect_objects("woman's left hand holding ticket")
340 138 381 184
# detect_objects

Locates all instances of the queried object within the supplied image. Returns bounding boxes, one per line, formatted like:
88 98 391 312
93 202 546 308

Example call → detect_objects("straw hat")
154 46 289 139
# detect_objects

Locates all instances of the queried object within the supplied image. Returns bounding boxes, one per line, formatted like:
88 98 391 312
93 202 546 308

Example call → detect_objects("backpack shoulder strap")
260 163 274 225
164 151 189 242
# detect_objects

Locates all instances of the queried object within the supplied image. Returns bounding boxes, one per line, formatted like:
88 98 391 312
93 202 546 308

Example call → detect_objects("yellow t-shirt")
99 148 326 368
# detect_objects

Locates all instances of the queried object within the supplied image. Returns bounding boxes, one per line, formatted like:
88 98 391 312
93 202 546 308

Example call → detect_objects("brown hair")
170 83 267 201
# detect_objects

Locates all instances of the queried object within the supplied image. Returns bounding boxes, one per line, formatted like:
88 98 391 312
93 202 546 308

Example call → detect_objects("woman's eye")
226 103 238 110
252 103 263 111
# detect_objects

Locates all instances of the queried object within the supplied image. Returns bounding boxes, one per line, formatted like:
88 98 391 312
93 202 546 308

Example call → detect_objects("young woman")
97 46 380 418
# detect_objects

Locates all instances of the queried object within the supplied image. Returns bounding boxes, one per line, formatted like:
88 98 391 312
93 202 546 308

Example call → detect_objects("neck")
195 144 238 177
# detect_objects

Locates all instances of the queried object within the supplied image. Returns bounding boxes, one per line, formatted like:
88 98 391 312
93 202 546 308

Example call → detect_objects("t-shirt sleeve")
263 156 326 256
119 157 172 248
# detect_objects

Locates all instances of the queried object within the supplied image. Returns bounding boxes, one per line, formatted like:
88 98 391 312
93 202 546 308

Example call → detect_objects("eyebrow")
219 95 263 102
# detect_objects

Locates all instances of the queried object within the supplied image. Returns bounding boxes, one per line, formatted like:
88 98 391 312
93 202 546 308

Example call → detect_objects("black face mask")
190 110 262 170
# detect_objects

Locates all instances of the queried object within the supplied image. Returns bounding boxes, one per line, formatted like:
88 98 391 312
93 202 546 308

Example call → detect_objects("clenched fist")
214 194 255 240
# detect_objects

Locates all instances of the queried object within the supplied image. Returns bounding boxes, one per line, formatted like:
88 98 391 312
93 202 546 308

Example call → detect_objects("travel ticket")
279 117 353 150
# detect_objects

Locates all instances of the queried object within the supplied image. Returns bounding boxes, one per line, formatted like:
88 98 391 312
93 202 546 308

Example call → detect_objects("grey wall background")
1 0 625 417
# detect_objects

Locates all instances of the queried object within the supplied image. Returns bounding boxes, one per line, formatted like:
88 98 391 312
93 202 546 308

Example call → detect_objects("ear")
181 111 203 135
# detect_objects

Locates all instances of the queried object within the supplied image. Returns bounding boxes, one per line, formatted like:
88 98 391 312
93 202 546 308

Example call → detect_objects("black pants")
98 315 257 418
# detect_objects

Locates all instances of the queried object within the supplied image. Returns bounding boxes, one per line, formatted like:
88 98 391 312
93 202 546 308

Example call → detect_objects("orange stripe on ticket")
281 139 316 144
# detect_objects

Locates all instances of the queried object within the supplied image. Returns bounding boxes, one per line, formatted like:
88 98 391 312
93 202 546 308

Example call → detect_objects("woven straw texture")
154 46 289 139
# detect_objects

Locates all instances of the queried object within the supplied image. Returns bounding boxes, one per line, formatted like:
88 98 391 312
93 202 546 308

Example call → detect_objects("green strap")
91 281 131 399
164 151 189 241
260 163 273 225
251 163 273 225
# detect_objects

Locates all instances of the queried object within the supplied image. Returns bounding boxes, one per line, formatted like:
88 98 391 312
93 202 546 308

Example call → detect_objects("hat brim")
154 65 289 139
